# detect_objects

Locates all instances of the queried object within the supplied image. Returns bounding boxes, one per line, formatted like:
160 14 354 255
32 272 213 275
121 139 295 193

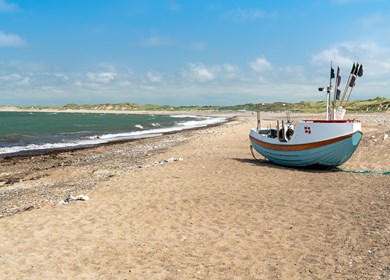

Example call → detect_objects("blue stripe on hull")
250 133 362 167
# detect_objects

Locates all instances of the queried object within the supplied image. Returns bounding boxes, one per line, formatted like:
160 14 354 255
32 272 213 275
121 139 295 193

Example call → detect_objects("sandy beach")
0 111 389 279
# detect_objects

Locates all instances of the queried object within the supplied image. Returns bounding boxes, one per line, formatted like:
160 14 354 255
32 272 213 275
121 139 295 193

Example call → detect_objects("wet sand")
0 111 389 279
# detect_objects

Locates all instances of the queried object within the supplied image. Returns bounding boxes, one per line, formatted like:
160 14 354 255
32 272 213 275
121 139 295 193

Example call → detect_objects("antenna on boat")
256 103 265 132
283 103 291 124
282 103 286 120
332 66 341 110
256 103 261 132
326 62 335 120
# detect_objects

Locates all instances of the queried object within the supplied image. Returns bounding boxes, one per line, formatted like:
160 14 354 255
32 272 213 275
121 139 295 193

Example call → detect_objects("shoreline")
0 119 228 160
0 110 234 159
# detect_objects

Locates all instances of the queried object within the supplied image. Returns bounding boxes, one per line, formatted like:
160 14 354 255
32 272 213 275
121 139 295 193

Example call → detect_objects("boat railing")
303 119 360 123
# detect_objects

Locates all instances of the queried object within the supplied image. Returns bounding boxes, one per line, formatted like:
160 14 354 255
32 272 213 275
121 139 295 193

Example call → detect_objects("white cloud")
0 31 25 47
0 73 20 82
183 63 215 82
248 57 272 72
86 72 118 83
222 63 240 79
311 42 390 75
17 76 30 86
53 73 69 81
178 62 242 84
146 71 163 83
0 0 18 12
311 42 366 68
0 72 71 87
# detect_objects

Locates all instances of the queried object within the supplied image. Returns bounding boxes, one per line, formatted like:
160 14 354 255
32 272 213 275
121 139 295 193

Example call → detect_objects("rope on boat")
334 169 390 175
250 145 262 161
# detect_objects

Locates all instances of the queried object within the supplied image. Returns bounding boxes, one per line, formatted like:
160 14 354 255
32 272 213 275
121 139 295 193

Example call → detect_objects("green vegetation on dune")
343 97 390 112
13 97 390 113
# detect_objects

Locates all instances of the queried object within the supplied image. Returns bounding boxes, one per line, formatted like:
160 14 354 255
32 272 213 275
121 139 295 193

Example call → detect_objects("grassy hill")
14 97 390 113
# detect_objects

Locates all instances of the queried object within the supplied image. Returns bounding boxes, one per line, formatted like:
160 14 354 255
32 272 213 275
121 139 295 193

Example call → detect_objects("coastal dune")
0 112 389 279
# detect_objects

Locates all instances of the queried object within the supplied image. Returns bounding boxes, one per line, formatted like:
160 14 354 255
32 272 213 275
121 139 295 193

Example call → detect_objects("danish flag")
304 126 311 134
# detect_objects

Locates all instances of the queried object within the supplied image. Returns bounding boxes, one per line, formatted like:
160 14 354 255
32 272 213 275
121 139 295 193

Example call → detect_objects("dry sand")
0 111 389 279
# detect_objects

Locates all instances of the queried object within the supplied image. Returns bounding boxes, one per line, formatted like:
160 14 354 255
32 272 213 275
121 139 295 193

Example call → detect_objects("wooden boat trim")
250 132 361 152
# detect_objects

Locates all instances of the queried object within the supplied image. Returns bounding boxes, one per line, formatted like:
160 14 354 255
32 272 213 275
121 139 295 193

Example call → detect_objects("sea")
0 111 226 157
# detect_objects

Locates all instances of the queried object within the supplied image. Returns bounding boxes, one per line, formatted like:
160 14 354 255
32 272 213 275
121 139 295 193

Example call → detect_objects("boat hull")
249 126 362 167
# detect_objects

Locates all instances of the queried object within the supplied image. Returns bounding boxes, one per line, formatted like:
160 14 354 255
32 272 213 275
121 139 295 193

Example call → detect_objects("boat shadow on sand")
233 157 342 174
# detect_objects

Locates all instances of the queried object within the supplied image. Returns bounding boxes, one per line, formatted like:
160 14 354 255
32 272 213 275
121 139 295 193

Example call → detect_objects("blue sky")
0 0 389 106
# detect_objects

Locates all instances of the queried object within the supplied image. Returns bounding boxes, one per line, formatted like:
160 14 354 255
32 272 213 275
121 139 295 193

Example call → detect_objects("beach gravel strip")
0 132 192 218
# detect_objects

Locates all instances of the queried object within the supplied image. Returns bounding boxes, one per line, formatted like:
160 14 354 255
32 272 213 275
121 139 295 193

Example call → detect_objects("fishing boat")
249 62 364 167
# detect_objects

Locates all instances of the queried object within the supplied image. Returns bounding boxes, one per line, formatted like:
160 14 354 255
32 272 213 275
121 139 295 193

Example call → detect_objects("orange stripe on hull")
249 132 361 152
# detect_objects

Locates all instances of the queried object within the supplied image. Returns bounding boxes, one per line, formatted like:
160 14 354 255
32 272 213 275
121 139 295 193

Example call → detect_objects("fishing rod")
340 63 363 107
344 64 363 108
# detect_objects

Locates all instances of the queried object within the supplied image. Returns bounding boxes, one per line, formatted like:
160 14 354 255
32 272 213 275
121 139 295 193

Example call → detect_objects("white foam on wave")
169 114 201 119
0 116 227 156
0 139 102 156
175 117 226 127
135 124 144 129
